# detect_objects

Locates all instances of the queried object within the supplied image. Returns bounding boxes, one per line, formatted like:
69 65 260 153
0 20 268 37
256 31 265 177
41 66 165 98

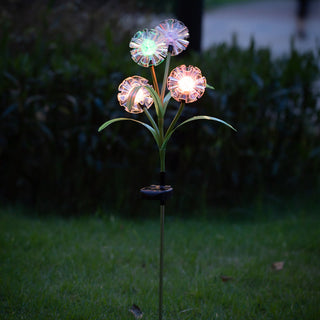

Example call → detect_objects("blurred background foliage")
0 0 319 216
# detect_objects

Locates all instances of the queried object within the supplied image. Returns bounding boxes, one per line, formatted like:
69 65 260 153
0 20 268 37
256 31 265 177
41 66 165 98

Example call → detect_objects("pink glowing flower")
167 65 207 103
118 76 153 113
155 19 189 56
129 29 167 67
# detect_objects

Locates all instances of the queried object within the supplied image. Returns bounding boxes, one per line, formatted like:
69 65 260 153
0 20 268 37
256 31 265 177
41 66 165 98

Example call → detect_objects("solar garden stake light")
98 19 236 320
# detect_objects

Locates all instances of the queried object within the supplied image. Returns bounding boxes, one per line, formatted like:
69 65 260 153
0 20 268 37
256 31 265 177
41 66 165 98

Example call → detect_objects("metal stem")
160 47 172 102
150 65 160 96
159 202 165 320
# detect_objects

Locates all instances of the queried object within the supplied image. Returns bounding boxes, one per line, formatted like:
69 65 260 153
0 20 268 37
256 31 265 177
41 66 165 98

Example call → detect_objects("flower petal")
130 29 167 67
167 65 207 103
155 19 189 56
118 76 153 113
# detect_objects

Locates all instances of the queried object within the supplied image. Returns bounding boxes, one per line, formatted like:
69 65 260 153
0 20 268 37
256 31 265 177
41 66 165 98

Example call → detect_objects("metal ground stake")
140 172 173 320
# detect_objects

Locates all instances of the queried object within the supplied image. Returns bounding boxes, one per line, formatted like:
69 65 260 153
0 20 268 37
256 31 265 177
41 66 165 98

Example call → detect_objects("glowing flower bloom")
155 19 189 56
118 76 153 114
167 65 207 103
129 29 167 67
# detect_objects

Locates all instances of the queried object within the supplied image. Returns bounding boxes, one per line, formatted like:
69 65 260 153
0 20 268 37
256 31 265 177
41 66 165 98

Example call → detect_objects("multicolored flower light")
130 29 168 67
117 76 153 113
167 65 207 103
155 19 189 56
99 20 236 320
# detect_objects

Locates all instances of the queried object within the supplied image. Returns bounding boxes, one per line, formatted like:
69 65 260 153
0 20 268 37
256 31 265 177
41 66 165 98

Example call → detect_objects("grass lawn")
0 201 319 319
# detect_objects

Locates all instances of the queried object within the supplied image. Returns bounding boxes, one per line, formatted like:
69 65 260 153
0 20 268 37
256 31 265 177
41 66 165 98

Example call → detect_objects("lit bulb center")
134 88 146 105
141 39 157 56
178 76 195 93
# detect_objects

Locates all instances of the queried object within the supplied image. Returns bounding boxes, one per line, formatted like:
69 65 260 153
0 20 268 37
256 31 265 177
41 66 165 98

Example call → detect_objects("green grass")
1 203 319 319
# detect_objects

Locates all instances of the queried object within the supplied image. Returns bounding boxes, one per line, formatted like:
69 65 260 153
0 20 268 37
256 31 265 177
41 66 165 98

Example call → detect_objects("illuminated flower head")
155 19 189 56
118 76 153 114
167 65 207 103
129 29 167 67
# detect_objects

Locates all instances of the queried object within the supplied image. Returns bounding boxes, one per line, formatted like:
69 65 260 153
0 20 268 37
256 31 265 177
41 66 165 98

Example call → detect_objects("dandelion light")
98 18 236 320
178 76 195 92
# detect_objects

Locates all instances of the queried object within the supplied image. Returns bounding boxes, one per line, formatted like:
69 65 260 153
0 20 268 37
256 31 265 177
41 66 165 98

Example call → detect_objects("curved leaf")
163 92 171 115
126 85 163 117
176 116 236 132
143 85 163 117
127 86 141 113
142 107 160 136
206 83 215 90
161 115 236 151
98 117 160 147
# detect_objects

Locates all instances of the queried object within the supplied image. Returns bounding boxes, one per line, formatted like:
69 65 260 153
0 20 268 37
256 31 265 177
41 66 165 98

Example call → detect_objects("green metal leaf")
143 86 164 117
206 83 215 90
126 86 141 112
160 115 236 151
176 116 236 132
142 107 160 136
163 92 171 115
126 85 163 118
98 117 160 147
